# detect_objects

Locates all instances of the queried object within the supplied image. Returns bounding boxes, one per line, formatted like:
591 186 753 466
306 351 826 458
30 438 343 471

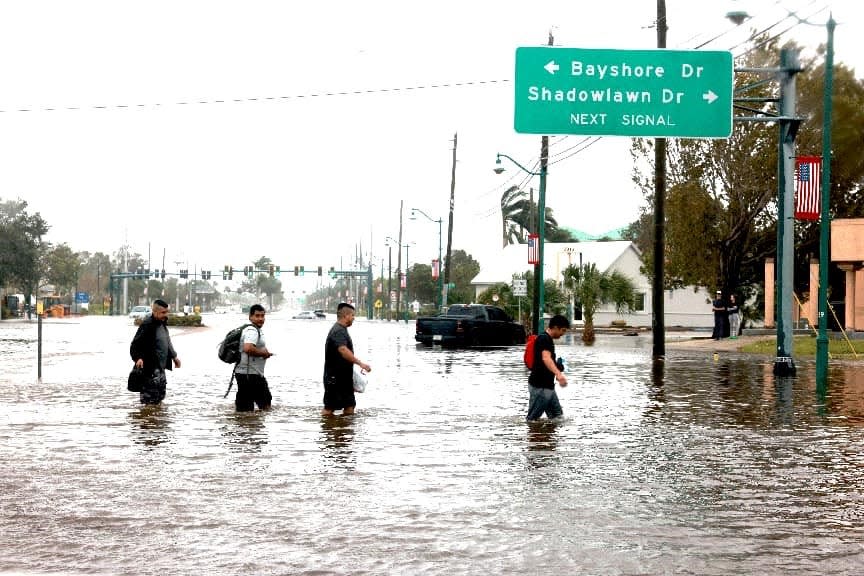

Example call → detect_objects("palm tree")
501 186 571 247
563 262 637 344
501 185 528 247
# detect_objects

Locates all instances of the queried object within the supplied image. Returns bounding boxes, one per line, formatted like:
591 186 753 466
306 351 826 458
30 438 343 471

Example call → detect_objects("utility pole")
444 132 457 306
532 31 553 334
396 200 404 320
773 48 799 376
652 0 668 362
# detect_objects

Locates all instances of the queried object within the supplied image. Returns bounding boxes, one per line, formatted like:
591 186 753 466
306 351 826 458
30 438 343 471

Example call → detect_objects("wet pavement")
1 313 862 575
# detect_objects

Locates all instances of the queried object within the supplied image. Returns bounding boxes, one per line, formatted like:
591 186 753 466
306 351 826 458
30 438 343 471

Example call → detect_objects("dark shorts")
140 368 167 405
323 376 355 411
235 373 272 412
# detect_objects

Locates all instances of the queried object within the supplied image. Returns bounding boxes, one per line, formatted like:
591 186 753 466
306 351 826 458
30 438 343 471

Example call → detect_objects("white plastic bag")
352 365 368 393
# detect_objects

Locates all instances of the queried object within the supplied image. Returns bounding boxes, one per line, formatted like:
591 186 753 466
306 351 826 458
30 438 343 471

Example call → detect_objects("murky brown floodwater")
1 313 863 575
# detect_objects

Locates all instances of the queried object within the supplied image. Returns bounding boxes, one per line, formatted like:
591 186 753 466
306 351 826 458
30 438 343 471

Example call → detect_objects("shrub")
134 313 203 327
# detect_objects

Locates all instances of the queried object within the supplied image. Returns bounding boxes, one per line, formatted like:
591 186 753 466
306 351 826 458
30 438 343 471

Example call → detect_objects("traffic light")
161 270 166 280
274 265 280 278
329 266 336 278
294 266 299 276
317 266 323 276
269 264 275 277
300 266 305 276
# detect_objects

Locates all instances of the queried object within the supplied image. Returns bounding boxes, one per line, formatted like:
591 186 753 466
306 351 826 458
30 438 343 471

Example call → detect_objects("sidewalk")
665 333 770 352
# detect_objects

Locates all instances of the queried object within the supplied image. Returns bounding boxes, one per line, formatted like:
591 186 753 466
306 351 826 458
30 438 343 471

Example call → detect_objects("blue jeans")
526 385 563 421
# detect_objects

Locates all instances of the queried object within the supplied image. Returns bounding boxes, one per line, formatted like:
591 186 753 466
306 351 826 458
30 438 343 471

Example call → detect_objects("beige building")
768 218 864 331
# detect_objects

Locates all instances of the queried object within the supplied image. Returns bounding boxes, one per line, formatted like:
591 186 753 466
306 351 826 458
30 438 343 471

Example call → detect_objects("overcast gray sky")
1 0 860 279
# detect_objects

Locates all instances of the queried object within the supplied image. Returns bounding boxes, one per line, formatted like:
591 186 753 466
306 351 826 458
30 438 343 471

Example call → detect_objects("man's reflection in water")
221 412 269 453
128 405 173 448
644 360 666 420
525 420 560 471
319 415 356 464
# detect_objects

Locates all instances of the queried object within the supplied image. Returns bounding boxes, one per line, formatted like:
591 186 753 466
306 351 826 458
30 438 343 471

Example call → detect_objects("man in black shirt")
527 314 570 421
322 302 371 416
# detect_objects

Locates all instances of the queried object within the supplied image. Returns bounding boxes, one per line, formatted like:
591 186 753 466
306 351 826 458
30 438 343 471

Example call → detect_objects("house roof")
471 241 639 285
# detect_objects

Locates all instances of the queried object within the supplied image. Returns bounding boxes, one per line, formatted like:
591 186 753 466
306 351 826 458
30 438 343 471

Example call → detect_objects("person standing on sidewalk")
727 294 741 339
712 290 727 340
322 302 371 417
130 299 181 405
526 314 570 422
234 304 274 412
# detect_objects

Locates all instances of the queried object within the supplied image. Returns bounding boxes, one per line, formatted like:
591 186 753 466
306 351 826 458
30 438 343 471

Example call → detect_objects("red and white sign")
795 155 822 221
527 234 539 265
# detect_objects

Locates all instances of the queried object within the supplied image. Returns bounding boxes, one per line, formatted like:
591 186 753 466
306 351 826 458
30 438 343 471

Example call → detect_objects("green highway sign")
514 47 733 138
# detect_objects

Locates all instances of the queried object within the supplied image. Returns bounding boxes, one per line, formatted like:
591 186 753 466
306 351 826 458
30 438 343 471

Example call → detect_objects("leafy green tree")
445 250 480 304
0 198 49 312
77 252 113 310
407 262 436 304
563 263 637 344
628 34 864 315
44 244 81 299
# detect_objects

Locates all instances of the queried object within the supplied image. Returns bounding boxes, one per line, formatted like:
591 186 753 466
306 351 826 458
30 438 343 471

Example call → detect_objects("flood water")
1 313 863 575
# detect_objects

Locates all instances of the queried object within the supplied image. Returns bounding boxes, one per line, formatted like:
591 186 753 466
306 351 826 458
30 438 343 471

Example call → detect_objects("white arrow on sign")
544 60 560 75
702 90 718 104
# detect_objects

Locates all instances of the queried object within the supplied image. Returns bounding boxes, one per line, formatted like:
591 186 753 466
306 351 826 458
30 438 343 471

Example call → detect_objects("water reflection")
220 412 269 452
319 414 356 464
128 405 173 448
3 317 864 574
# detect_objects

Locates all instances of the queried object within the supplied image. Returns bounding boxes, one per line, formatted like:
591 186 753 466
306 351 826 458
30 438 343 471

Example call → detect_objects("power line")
0 78 511 114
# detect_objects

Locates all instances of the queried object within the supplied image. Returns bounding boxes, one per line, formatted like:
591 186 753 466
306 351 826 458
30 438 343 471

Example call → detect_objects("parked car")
415 304 526 347
293 311 319 320
129 305 151 320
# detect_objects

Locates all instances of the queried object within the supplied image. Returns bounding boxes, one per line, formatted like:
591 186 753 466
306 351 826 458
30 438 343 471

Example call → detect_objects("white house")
470 241 715 328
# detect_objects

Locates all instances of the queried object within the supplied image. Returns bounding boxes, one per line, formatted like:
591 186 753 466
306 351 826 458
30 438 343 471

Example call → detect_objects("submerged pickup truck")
415 304 527 347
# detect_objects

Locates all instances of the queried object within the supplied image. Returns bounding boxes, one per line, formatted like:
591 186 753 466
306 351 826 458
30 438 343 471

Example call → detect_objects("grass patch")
741 335 864 358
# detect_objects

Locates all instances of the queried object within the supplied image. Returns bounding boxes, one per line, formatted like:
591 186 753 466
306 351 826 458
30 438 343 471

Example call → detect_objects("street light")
410 208 443 311
726 9 835 379
812 15 836 380
494 152 547 334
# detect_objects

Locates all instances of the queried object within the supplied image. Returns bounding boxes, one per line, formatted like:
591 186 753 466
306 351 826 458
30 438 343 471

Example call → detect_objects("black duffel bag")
127 366 145 392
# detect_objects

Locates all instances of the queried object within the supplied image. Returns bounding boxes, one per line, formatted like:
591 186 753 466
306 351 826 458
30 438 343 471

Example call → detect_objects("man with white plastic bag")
322 302 371 416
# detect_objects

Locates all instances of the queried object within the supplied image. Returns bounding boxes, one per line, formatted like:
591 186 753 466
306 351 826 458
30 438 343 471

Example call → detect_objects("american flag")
795 156 822 221
527 233 539 265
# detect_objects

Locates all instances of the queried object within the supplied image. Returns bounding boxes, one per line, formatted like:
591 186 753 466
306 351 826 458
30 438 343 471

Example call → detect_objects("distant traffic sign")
514 47 733 138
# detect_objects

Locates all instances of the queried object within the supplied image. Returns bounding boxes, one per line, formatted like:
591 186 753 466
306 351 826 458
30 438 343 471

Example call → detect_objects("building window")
634 292 645 312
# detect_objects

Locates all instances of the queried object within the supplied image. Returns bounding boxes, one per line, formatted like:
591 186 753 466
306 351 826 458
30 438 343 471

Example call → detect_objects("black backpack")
217 323 258 364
